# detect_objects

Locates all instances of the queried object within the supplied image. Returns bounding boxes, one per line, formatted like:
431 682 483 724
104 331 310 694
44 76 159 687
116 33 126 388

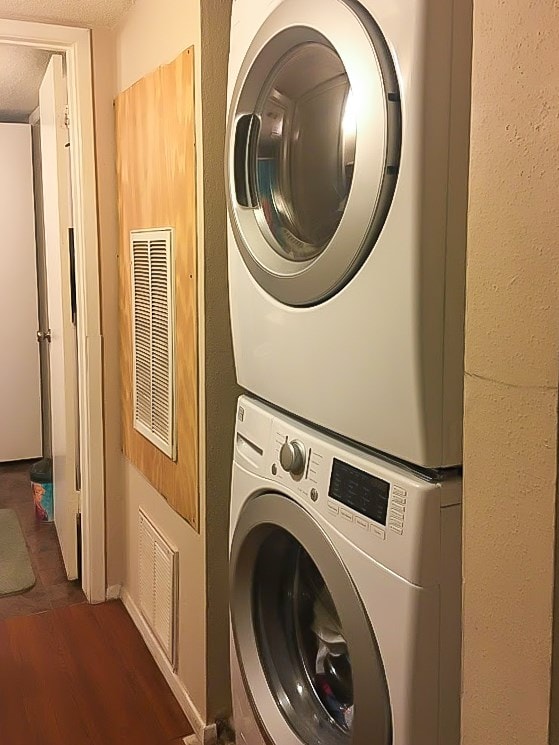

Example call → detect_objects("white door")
0 123 42 462
39 55 80 579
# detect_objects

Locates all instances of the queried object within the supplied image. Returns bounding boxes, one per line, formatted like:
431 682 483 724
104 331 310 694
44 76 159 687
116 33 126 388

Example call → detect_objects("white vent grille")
138 509 178 668
131 228 176 459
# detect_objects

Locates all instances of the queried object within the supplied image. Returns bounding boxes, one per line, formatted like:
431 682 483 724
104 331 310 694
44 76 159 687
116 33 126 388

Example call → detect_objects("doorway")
0 46 84 615
0 20 105 606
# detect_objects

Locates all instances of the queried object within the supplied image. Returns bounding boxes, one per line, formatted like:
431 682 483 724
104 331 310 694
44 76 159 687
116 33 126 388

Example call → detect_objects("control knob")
279 439 306 476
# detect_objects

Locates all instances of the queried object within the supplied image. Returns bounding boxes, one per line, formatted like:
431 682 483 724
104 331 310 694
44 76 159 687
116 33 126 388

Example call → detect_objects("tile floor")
0 460 86 620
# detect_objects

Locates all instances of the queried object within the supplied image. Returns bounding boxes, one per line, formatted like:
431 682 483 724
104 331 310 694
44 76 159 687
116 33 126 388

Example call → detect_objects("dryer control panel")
234 395 462 586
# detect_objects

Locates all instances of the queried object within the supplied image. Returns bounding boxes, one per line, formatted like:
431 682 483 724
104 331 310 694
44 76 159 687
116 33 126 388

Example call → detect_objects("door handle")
233 113 260 208
37 329 52 343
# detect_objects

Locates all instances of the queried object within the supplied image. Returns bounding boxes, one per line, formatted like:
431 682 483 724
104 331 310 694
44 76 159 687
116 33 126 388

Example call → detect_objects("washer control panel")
234 395 462 585
271 425 411 542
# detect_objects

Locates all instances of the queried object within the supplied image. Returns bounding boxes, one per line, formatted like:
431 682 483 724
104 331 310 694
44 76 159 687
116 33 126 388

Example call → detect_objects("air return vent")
131 228 176 459
138 509 178 668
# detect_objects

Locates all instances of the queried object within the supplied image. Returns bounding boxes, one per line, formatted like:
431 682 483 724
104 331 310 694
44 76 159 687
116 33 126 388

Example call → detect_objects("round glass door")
254 528 353 743
230 493 392 745
227 0 401 306
254 42 355 263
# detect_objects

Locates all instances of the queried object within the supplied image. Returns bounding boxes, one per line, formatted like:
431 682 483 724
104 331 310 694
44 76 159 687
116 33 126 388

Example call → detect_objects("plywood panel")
116 48 198 528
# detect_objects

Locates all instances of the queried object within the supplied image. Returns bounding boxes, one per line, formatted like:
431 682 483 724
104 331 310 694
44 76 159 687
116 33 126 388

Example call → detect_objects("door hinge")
37 329 52 343
64 105 70 129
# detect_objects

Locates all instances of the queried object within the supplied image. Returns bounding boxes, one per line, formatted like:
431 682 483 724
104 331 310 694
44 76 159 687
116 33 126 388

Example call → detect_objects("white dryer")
226 0 472 468
230 395 462 745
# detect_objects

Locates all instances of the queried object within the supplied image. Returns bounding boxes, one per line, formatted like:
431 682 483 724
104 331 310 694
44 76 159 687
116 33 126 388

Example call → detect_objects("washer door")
226 0 401 306
230 493 392 745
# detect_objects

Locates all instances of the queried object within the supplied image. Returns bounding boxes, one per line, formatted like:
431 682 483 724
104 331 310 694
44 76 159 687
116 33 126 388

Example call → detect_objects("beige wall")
197 0 238 721
93 0 236 726
114 0 198 92
91 27 124 590
462 1 559 742
111 0 209 722
122 458 207 714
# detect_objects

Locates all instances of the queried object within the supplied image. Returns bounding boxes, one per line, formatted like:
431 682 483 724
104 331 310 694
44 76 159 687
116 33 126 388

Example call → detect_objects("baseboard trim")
120 588 216 745
183 731 219 745
105 584 121 601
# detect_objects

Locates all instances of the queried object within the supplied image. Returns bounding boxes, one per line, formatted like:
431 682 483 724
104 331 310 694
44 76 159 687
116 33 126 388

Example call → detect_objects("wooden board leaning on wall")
115 47 198 529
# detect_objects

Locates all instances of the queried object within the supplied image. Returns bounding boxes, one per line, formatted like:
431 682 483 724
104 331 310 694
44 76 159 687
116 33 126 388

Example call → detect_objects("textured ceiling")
0 45 52 122
0 0 134 28
0 0 136 122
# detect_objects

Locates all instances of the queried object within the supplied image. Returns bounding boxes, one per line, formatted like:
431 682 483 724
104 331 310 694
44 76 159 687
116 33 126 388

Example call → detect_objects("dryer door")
226 0 401 307
230 493 392 745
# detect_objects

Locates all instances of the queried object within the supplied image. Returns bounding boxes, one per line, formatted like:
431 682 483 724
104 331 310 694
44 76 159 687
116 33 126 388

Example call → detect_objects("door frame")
0 19 105 603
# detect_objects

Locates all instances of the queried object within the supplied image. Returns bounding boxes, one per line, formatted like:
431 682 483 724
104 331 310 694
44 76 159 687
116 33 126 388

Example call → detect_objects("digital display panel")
328 459 390 525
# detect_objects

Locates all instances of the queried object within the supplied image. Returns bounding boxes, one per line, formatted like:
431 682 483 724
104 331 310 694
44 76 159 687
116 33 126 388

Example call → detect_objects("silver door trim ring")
226 0 401 306
230 492 392 745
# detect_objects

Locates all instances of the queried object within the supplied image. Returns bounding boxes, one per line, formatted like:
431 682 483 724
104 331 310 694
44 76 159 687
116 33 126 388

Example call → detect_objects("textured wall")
552 486 559 741
198 0 239 722
462 1 559 742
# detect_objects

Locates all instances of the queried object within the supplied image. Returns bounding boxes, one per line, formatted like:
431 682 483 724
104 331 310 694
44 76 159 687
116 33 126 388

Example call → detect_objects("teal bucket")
30 458 54 522
32 480 54 522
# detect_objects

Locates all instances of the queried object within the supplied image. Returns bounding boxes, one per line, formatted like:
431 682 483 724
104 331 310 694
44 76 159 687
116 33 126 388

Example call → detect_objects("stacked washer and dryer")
225 1 471 743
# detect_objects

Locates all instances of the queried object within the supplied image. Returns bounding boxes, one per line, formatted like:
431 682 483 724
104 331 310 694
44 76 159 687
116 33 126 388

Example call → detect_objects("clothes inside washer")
311 585 354 730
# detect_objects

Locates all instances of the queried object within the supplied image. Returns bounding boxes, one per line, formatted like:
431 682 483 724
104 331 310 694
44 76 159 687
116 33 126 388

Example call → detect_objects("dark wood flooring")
0 600 193 744
0 461 85 619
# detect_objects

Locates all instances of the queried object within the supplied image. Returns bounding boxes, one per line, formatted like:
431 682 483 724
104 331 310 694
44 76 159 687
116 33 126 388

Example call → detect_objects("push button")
340 508 353 522
393 486 407 498
372 526 386 540
327 500 339 515
355 517 368 530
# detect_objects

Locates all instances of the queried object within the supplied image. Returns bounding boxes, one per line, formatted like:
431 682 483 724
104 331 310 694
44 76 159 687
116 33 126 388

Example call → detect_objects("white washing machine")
230 395 462 745
226 0 472 468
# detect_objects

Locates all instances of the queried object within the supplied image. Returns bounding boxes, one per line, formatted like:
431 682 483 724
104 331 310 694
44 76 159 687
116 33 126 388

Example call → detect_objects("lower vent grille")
138 509 178 668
